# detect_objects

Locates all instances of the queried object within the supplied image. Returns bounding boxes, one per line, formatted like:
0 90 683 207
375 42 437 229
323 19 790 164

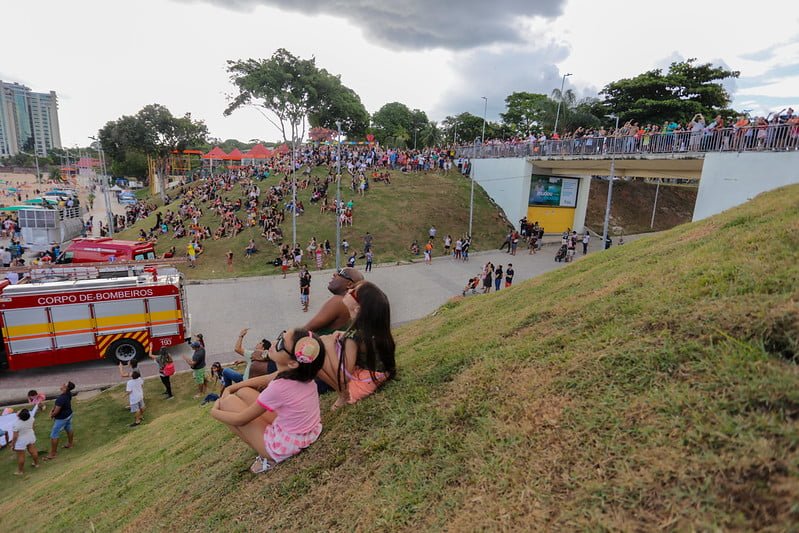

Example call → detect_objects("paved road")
0 232 648 404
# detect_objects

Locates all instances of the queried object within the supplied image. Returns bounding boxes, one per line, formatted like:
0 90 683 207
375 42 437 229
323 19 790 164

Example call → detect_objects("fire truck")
0 262 191 371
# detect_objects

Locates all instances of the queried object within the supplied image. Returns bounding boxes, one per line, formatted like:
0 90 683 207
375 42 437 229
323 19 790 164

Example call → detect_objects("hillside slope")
1 185 797 531
114 169 510 279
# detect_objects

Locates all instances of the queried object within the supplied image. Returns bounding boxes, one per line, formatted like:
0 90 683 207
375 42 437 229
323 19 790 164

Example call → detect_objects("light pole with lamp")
89 135 114 236
19 151 41 185
553 72 572 137
468 96 488 238
335 120 343 269
601 114 620 250
413 127 418 151
290 122 298 250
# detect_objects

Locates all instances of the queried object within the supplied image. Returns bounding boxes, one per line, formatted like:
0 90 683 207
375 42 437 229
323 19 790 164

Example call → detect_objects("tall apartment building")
0 80 62 158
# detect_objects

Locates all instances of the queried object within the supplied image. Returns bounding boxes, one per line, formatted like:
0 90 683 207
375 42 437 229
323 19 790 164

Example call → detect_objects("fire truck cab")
56 238 157 264
0 265 190 371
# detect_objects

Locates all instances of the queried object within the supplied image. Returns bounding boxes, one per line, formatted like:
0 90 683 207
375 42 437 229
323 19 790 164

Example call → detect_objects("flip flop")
42 456 56 461
13 471 23 476
250 456 273 474
63 444 73 449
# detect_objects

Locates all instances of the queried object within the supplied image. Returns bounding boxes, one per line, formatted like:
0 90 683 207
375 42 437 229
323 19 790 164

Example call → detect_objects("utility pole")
335 120 343 269
469 97 487 238
601 114 620 249
553 73 572 137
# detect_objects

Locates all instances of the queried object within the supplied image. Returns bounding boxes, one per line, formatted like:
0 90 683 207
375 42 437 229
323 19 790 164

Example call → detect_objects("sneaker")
166 395 174 400
129 421 141 427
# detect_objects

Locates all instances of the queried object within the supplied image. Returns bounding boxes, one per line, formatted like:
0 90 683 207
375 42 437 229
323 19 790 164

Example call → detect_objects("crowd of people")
461 107 799 158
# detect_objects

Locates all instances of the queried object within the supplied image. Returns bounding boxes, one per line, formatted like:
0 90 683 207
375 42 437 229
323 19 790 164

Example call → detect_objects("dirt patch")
587 179 697 235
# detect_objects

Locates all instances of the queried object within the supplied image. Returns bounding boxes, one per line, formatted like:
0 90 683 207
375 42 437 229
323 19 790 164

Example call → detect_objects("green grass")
114 168 510 280
1 185 798 530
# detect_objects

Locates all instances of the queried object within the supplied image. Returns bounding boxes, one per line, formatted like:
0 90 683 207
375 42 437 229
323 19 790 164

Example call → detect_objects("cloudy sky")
3 0 797 147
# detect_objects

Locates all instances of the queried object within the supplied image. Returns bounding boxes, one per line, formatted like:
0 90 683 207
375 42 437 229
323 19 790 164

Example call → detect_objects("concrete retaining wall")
694 152 799 221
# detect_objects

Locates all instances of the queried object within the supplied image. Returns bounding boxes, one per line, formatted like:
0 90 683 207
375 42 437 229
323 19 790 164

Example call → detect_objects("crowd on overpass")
460 108 799 158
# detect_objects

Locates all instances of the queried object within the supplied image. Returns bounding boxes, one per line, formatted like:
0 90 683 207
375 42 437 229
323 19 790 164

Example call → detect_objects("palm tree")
421 121 443 148
542 89 602 134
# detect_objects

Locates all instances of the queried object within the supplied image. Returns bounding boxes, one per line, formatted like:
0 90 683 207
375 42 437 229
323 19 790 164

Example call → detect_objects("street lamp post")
468 96 488 238
89 136 114 236
20 151 40 184
335 120 343 269
291 122 297 250
413 128 417 151
553 72 572 137
601 114 620 250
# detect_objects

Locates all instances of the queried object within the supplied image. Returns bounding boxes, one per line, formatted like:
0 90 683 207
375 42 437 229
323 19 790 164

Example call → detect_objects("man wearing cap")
182 340 207 398
303 267 364 335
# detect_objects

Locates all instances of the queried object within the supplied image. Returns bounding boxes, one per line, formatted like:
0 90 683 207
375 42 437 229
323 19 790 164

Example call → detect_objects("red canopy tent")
274 143 290 155
227 148 245 160
243 143 273 160
203 147 229 160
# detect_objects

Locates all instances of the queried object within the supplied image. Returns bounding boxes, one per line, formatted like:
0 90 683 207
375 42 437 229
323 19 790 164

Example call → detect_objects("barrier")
457 124 799 159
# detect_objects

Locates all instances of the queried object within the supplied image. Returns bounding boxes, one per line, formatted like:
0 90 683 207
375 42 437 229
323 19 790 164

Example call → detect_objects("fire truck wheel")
107 338 144 364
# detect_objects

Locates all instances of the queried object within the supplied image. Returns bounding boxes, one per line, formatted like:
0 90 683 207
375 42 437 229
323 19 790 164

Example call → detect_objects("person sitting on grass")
220 328 271 392
316 281 396 410
211 328 326 474
11 408 40 475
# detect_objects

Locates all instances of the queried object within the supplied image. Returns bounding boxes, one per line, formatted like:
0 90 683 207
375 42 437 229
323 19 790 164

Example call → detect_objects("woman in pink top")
211 328 326 474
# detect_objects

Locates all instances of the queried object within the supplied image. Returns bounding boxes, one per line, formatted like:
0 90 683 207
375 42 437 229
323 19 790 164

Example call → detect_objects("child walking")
126 370 145 427
211 328 326 474
11 408 40 475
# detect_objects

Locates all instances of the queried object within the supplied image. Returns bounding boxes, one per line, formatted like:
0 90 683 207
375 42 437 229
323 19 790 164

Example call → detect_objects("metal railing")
457 123 799 159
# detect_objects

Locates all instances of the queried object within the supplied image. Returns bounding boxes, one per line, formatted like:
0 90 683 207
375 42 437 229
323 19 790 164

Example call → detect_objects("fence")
457 124 799 159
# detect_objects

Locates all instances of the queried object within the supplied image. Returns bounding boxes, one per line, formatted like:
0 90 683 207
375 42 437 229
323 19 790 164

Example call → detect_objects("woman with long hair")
316 280 396 410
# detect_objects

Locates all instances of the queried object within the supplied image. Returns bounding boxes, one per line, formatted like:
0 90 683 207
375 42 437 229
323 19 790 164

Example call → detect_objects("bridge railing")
457 124 798 159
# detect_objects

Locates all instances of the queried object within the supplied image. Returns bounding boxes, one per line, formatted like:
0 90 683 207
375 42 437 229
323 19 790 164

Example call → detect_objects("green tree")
307 75 369 139
225 48 368 143
371 102 417 147
501 92 549 135
600 59 739 125
441 112 502 144
99 104 208 197
419 121 443 148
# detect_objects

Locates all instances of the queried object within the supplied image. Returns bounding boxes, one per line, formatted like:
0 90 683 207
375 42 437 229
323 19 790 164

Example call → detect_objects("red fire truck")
0 264 191 371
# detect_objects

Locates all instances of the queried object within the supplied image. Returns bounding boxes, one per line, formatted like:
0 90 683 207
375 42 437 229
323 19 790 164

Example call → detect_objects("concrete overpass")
459 146 799 235
530 153 704 181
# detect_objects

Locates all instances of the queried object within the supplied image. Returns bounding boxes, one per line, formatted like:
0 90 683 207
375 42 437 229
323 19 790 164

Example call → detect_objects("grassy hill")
1 185 797 530
115 168 510 279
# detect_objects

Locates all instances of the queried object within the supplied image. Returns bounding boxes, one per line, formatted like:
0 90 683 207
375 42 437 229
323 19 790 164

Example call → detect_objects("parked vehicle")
56 238 156 264
0 265 190 370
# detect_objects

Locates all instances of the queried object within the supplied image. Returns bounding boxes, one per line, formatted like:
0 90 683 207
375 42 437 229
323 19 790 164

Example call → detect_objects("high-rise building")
0 80 62 158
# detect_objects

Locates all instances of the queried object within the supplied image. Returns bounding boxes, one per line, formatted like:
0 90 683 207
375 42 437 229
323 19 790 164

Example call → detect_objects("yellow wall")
526 206 575 233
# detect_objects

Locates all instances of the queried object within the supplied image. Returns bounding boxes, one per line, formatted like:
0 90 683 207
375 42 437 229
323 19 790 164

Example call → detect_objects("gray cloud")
173 0 565 49
432 42 571 121
740 33 799 61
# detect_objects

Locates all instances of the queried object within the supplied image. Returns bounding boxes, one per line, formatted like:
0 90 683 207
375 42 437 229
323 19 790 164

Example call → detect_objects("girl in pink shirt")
211 328 325 474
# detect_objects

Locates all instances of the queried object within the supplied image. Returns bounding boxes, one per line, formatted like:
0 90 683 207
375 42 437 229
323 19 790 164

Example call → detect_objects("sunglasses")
347 288 360 304
336 268 354 282
275 331 293 357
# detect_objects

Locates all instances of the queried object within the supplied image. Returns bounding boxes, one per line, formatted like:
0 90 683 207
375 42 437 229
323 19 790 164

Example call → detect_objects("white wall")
471 158 532 228
471 157 591 233
694 152 799 221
